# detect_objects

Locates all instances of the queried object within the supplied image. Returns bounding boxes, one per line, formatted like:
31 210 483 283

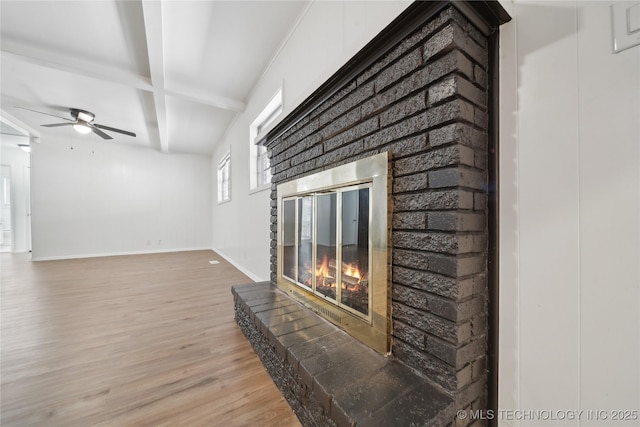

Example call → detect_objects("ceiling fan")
15 106 136 140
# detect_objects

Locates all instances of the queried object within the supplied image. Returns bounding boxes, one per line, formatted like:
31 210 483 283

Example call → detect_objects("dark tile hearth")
232 282 454 427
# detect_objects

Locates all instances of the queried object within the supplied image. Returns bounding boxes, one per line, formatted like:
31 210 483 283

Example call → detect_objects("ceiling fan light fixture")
73 123 92 134
18 106 135 139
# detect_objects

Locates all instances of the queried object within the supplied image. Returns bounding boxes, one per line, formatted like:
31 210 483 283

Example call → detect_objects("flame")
311 256 366 292
316 254 329 277
343 262 362 281
314 255 335 289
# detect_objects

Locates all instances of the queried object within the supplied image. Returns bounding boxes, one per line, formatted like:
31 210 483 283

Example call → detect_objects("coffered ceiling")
0 1 309 154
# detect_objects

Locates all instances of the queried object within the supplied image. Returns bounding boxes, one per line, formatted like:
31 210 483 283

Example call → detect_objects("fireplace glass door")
340 187 369 316
315 193 337 300
282 184 371 320
282 199 296 283
297 196 313 290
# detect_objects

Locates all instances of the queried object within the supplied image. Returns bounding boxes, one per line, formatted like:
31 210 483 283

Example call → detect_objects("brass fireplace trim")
276 152 390 354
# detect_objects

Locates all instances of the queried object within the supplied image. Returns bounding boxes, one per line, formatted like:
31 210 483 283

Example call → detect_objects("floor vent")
308 300 344 324
292 290 344 324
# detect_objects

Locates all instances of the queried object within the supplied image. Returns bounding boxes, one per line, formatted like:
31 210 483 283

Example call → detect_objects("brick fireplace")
276 152 390 354
233 1 509 425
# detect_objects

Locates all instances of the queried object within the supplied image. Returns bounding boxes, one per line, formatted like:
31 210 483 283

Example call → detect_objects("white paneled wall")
211 0 411 281
31 135 212 260
500 1 640 425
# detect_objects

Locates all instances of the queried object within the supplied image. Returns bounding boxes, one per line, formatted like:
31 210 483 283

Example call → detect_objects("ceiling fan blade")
41 123 74 128
93 123 136 138
15 106 74 122
90 126 113 140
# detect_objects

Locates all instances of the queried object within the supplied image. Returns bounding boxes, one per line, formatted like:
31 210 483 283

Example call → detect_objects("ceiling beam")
0 50 153 92
1 50 247 113
0 109 41 138
141 0 169 153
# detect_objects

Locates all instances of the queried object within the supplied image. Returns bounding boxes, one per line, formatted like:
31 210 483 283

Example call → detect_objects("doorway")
1 165 12 252
0 136 32 254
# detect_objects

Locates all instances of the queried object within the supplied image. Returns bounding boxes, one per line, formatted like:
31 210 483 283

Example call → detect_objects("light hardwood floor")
0 250 301 426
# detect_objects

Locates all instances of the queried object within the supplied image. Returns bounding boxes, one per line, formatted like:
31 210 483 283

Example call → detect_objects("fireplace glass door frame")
276 152 390 353
282 183 372 321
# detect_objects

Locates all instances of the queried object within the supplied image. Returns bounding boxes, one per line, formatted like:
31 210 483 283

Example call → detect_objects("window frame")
217 152 231 204
249 88 282 192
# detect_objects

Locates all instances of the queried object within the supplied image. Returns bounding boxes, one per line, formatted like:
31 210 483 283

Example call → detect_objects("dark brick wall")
265 6 490 417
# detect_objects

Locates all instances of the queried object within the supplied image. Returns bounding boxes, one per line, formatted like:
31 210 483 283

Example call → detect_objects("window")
2 176 10 207
217 152 231 203
250 88 283 191
256 145 271 188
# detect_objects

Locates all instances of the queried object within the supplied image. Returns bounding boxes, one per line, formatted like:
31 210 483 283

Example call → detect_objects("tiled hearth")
233 282 454 426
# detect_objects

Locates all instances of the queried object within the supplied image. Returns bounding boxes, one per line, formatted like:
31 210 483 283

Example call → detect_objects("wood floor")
0 250 301 426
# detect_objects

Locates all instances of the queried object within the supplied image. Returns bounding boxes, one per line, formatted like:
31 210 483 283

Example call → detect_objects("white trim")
249 184 271 195
212 248 264 282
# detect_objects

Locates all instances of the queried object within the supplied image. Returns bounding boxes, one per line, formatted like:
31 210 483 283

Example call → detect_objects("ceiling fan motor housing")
70 108 95 123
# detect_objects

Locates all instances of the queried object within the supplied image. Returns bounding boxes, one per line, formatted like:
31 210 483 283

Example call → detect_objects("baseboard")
31 247 214 262
210 248 264 283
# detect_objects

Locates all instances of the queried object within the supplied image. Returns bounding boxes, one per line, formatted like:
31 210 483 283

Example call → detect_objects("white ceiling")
0 1 309 155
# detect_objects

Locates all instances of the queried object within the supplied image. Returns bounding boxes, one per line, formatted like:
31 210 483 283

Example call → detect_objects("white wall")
211 0 411 281
31 135 212 260
499 1 640 425
0 139 31 253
